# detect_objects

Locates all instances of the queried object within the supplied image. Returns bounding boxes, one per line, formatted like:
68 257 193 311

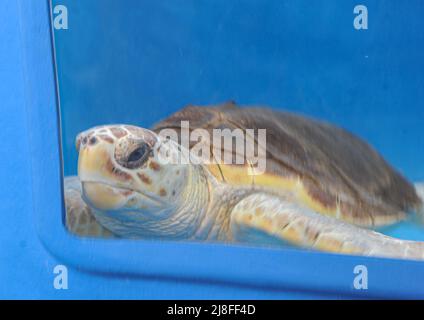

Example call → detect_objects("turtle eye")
125 143 151 169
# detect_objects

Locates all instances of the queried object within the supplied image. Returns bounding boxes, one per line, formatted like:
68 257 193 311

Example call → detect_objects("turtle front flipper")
229 193 424 260
64 176 115 238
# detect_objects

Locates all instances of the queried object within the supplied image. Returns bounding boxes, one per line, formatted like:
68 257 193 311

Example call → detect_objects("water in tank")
51 0 424 261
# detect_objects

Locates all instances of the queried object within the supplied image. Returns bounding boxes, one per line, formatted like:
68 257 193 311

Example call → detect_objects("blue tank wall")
1 0 424 299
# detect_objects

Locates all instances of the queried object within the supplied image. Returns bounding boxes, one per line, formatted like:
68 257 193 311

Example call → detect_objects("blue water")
53 0 424 240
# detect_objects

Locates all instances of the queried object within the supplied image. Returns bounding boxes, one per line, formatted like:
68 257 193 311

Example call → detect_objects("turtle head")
76 125 208 238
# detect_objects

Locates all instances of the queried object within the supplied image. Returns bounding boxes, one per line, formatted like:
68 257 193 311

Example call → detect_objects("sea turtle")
64 102 424 259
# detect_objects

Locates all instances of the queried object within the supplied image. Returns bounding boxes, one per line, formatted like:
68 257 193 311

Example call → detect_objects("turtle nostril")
89 136 97 145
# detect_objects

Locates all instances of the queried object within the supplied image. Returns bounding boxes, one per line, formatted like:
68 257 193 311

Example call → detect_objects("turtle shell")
152 102 422 227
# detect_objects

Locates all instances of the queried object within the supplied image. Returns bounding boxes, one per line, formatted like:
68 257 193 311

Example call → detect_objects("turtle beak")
76 134 135 211
77 136 117 184
82 181 132 210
